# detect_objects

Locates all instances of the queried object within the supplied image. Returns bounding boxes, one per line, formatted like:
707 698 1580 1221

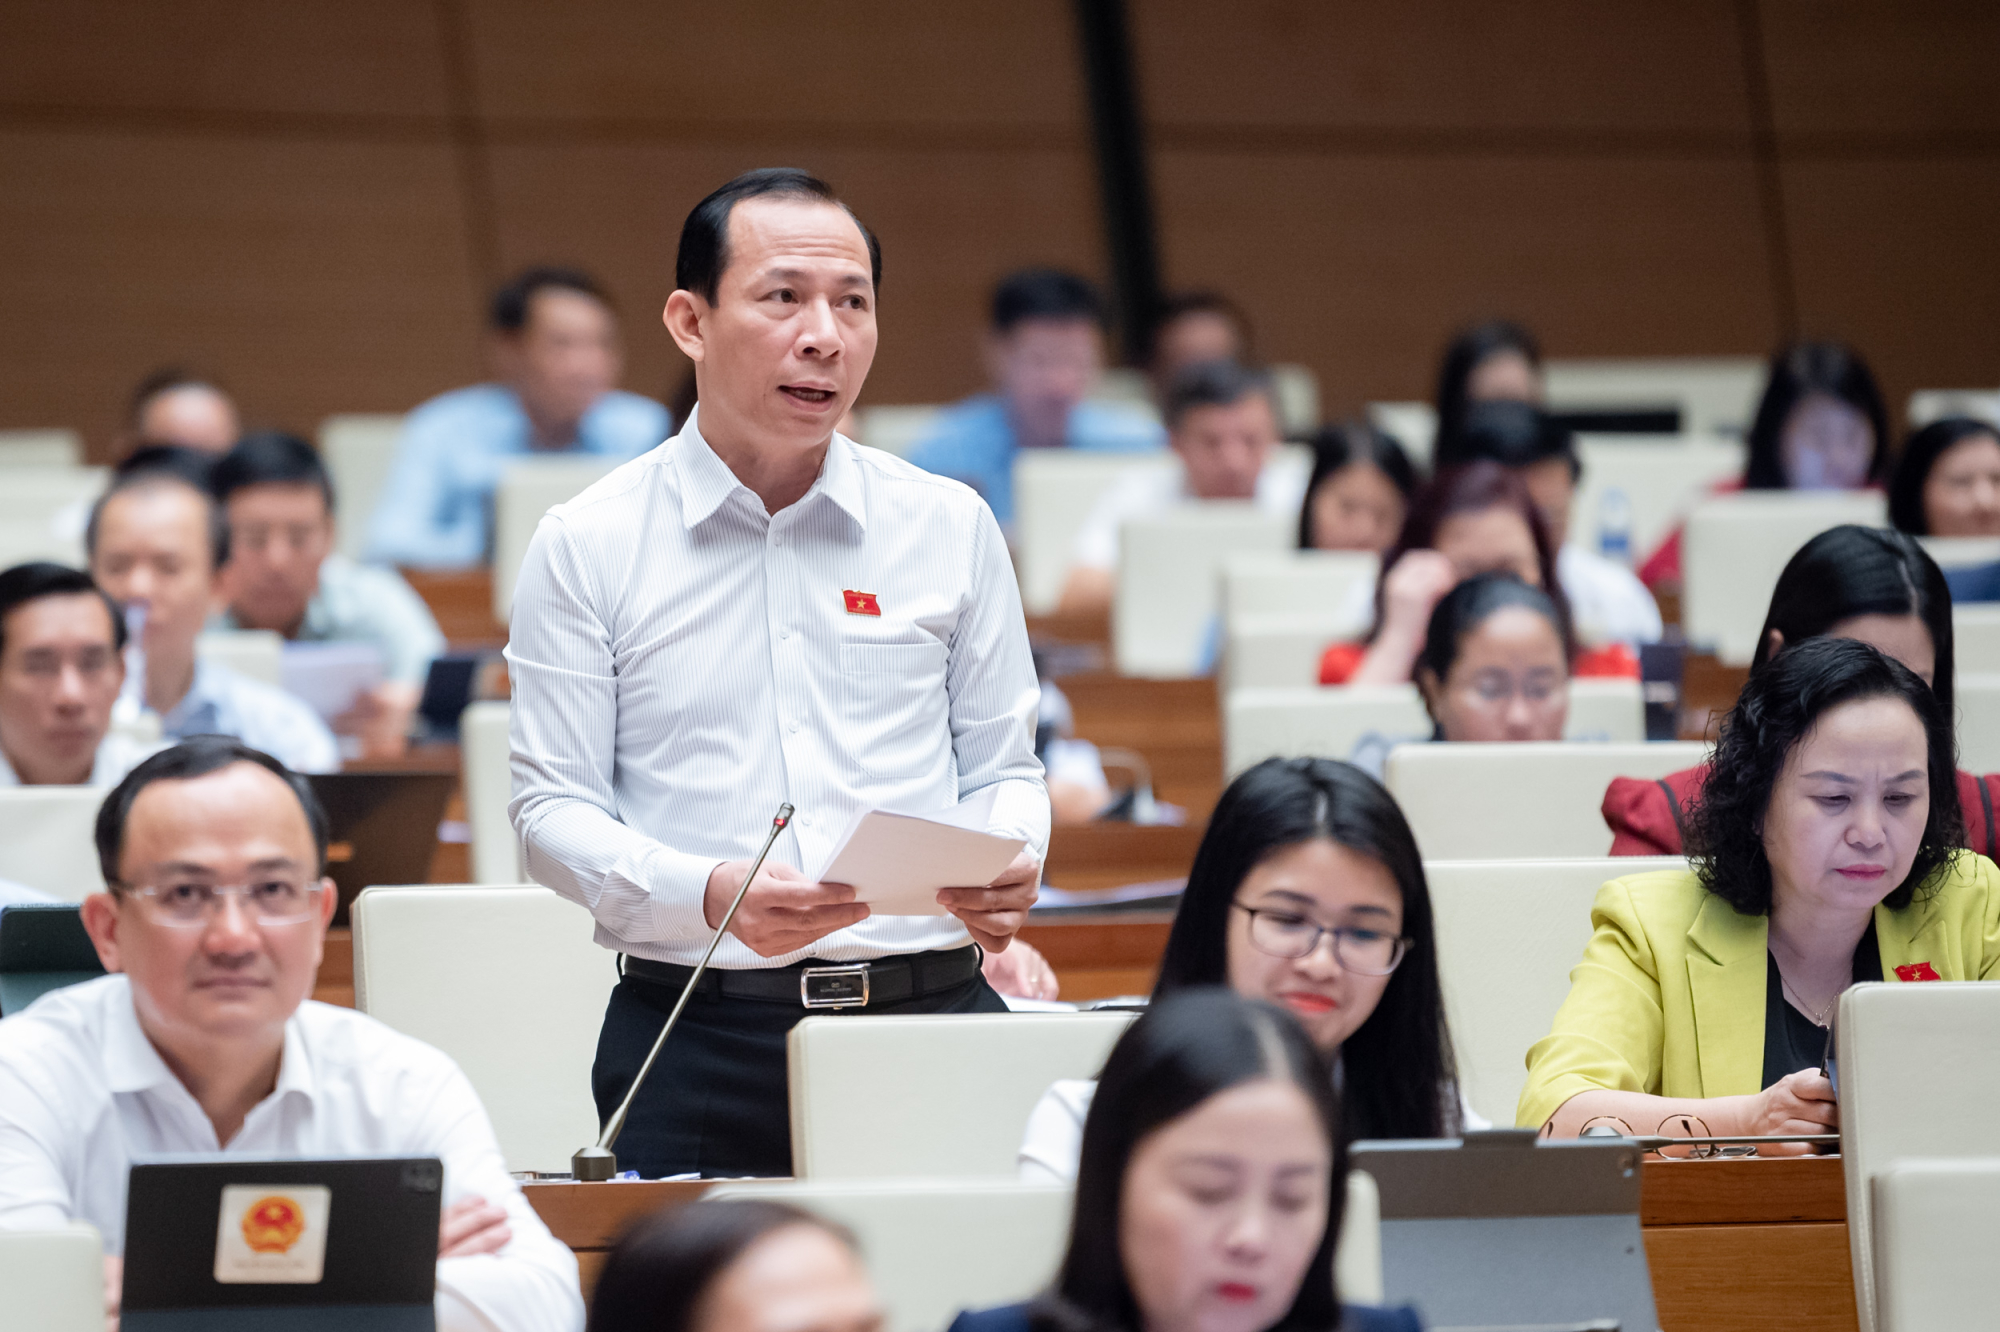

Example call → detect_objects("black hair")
1154 759 1458 1142
1743 340 1889 490
1035 989 1346 1332
1434 320 1541 439
1686 636 1962 915
1147 291 1254 367
127 366 230 433
212 430 336 513
1888 417 2000 536
86 446 230 570
1435 399 1578 481
1162 359 1275 430
991 268 1105 335
95 738 330 885
676 169 881 305
586 1200 856 1332
1413 571 1568 696
490 267 614 334
1751 525 1954 712
1298 421 1419 549
0 562 126 659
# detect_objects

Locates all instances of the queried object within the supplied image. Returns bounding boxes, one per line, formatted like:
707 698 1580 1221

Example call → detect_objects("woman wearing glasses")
1522 637 2000 1146
1020 758 1472 1181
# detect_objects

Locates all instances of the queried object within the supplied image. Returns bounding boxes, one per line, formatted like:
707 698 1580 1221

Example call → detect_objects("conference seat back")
1955 672 2000 772
1219 550 1377 691
787 1011 1136 1179
1567 435 1745 592
0 429 83 468
1385 741 1708 860
194 628 285 687
0 466 108 569
1542 355 1765 439
0 787 111 902
1015 451 1176 615
0 1223 104 1332
459 700 521 884
1954 605 2000 675
1837 981 2000 1332
1681 490 1888 664
318 413 405 561
491 456 624 624
1424 857 1685 1126
1115 504 1299 679
351 884 614 1174
1868 1159 2000 1332
1226 683 1651 779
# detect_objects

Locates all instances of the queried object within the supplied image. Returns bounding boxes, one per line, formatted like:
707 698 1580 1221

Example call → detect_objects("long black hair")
587 1200 856 1332
1750 525 1954 711
1888 417 2000 536
1414 571 1568 688
1434 319 1541 440
1036 990 1345 1332
1686 636 1962 916
1742 341 1889 490
1298 421 1418 549
1155 759 1458 1141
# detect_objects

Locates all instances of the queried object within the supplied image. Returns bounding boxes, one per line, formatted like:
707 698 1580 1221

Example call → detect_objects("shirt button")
780 628 791 640
788 721 801 734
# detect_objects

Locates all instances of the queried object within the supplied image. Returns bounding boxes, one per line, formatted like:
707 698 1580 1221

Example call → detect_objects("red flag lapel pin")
843 590 881 617
1894 961 1942 982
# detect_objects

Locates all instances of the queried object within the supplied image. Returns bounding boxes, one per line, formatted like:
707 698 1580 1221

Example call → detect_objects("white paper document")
281 641 386 721
813 788 1026 917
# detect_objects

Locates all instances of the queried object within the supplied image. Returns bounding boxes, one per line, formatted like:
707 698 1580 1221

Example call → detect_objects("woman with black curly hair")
1521 636 2000 1145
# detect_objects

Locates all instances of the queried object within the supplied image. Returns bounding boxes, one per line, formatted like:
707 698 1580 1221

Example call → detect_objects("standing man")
508 169 1049 1179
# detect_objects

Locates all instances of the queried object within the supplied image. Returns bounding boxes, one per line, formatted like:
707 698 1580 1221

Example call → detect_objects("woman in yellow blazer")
1520 635 2000 1139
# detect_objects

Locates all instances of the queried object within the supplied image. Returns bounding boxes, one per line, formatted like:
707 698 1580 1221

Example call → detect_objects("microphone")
573 803 795 1182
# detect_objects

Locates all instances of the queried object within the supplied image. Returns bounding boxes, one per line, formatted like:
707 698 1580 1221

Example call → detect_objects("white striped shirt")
506 409 1050 969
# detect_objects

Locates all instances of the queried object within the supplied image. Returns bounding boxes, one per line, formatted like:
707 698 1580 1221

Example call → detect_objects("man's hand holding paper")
939 848 1042 952
704 858 871 958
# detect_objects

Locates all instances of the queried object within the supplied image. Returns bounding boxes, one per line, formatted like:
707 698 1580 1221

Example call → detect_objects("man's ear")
307 875 338 973
79 892 124 974
663 291 707 362
1765 627 1786 659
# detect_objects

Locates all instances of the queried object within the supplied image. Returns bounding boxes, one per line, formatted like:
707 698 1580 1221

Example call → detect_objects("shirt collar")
102 976 317 1109
672 405 867 533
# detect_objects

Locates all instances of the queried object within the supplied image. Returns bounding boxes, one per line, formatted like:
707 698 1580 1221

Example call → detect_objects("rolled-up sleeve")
1516 878 1667 1129
949 506 1050 859
506 513 721 946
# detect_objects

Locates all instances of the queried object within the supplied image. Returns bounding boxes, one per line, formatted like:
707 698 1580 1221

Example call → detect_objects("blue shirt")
160 659 342 774
903 394 1163 527
365 384 670 569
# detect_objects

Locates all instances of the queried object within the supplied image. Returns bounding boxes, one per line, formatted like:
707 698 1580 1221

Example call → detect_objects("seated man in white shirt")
1057 359 1303 615
0 738 584 1331
87 449 340 773
0 562 157 789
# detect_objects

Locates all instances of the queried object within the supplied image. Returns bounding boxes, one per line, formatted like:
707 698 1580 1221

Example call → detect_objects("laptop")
303 774 455 925
121 1155 442 1331
0 903 105 1016
1351 1131 1657 1332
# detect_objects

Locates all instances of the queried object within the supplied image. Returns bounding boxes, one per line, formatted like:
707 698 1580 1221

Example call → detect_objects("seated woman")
970 989 1421 1332
1603 524 2000 857
587 1199 881 1332
1523 636 2000 1142
1298 421 1417 554
1638 340 1889 590
1349 573 1570 778
1433 319 1544 439
1888 417 2000 601
1020 758 1472 1182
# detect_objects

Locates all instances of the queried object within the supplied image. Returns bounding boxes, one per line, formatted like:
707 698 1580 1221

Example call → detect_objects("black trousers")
591 963 1008 1178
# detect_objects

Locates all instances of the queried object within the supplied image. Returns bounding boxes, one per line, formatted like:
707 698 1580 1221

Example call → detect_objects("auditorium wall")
0 1 1993 459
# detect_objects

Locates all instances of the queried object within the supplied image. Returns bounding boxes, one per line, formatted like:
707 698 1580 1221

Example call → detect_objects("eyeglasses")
1231 902 1408 976
1458 670 1567 706
121 881 325 928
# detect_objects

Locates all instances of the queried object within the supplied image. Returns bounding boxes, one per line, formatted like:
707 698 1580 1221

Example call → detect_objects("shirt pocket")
839 641 951 780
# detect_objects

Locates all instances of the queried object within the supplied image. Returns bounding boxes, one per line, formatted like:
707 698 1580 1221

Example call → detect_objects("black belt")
620 944 982 1010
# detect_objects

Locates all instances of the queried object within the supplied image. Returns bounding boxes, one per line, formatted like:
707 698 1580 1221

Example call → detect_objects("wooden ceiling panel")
1759 1 2000 142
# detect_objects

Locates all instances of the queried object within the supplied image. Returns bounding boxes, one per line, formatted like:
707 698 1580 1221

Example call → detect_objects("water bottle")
1597 487 1633 567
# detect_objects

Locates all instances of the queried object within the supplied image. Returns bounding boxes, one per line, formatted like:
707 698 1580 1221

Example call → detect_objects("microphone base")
572 1145 618 1182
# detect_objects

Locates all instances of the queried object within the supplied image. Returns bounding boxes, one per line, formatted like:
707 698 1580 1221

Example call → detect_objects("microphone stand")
572 803 795 1182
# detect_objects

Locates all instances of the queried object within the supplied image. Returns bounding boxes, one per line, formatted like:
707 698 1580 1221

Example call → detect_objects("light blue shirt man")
904 395 1161 528
212 555 446 687
365 385 669 569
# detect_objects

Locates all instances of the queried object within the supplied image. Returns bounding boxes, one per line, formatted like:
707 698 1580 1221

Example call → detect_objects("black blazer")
947 1300 1423 1332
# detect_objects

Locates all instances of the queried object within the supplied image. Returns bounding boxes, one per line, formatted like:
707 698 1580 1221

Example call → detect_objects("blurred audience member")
1059 361 1296 615
1891 416 2000 602
1437 400 1661 644
906 269 1162 527
213 431 445 759
125 368 240 456
587 1200 882 1332
88 450 339 773
1147 291 1254 403
1299 421 1416 553
367 268 670 569
1435 319 1543 440
0 563 153 787
1038 678 1112 825
1639 340 1888 588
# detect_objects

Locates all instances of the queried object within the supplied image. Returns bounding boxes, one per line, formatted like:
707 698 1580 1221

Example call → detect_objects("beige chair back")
352 884 614 1174
1869 1159 2000 1331
1681 492 1888 663
1542 356 1766 440
0 1223 103 1331
0 787 110 901
0 429 83 468
1115 505 1293 677
1955 672 2000 772
319 414 405 560
492 457 623 623
194 629 285 687
459 700 521 884
853 405 942 459
1014 452 1176 614
1954 605 2000 676
1568 435 1745 582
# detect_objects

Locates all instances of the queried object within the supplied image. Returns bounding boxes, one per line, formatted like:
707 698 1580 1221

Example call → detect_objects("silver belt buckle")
800 963 871 1009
